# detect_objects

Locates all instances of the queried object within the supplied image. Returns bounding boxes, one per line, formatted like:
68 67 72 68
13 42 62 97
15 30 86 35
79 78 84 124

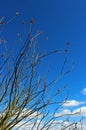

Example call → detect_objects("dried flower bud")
57 88 60 94
39 31 42 35
44 79 46 91
64 49 68 53
16 12 19 16
22 20 25 25
20 51 23 56
53 50 58 53
30 18 34 24
0 73 2 77
64 85 67 89
17 33 20 37
46 37 48 41
66 41 70 46
0 21 3 25
1 53 5 57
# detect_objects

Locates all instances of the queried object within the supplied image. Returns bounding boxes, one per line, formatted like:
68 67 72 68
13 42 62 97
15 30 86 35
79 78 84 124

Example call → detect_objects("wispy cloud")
81 88 86 95
63 100 85 107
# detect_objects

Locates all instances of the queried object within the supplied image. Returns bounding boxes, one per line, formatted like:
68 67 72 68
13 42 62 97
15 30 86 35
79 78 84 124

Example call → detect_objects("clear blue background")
0 0 86 101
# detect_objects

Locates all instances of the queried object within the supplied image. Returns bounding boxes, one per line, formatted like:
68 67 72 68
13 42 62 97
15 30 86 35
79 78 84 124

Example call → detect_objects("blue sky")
1 0 86 99
0 0 86 128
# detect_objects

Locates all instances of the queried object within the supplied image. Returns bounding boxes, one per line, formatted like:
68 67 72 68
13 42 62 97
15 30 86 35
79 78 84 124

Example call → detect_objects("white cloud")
54 109 71 117
57 121 86 130
13 109 44 130
14 119 86 130
14 121 43 130
63 100 85 107
81 88 86 95
13 105 86 130
14 120 61 130
18 108 43 120
73 106 86 116
54 106 86 118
